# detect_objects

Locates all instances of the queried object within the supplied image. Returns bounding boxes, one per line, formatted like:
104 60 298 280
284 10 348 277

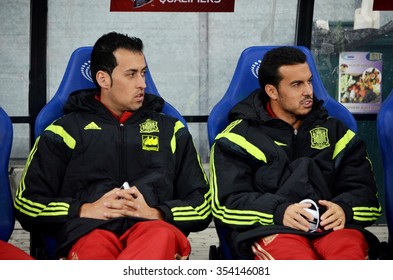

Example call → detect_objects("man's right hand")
79 188 140 220
79 186 163 220
283 202 314 232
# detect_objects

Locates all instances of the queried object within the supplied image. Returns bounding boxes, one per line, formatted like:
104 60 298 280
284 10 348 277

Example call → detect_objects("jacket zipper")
119 123 126 183
293 128 298 159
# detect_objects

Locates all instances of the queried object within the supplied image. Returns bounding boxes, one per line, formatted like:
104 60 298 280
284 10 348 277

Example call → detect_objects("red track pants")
67 220 190 260
0 240 34 260
252 229 368 260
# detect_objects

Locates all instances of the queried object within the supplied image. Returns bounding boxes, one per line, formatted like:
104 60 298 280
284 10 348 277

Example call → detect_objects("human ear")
265 84 278 100
96 70 111 89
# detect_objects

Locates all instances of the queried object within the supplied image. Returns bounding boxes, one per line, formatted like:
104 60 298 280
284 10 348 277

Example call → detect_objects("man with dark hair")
14 32 211 260
209 46 381 260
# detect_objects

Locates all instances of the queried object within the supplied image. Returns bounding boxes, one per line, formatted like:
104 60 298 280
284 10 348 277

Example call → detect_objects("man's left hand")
318 200 345 231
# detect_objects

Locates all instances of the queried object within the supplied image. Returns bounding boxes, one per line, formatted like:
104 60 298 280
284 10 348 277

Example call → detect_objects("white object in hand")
300 199 320 232
121 181 131 190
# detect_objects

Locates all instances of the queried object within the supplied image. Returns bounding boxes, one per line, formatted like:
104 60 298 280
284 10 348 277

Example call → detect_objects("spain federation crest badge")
310 127 330 150
139 119 159 133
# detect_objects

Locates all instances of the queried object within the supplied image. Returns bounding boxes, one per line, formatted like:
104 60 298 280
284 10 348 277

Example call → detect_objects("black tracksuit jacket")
14 90 212 257
210 90 382 258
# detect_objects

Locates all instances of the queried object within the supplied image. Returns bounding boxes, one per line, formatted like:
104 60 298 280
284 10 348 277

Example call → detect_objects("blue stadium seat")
0 107 14 242
207 46 358 259
376 89 393 259
31 46 187 259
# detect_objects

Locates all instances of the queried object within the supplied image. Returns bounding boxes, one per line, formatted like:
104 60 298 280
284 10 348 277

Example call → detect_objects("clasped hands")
79 186 163 220
283 199 346 232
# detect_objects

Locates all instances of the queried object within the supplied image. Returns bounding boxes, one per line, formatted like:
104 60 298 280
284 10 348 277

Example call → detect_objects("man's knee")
316 229 368 259
136 220 183 240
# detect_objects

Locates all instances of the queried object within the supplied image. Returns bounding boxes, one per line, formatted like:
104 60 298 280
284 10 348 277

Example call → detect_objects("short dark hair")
258 46 307 90
91 32 144 88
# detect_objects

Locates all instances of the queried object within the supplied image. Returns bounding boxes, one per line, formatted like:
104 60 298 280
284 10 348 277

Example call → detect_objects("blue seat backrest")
207 46 357 147
0 107 15 242
34 46 186 138
377 89 393 243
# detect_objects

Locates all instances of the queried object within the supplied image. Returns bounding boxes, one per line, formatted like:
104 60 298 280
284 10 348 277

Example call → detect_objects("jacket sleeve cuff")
274 202 291 225
68 200 85 219
336 202 353 223
156 205 173 223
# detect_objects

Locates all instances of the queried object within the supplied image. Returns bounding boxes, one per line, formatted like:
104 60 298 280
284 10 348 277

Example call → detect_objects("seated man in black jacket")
209 46 381 260
14 32 211 260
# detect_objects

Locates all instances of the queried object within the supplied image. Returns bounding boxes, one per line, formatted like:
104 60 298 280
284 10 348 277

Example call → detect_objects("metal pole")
295 0 315 48
29 0 48 259
29 0 48 148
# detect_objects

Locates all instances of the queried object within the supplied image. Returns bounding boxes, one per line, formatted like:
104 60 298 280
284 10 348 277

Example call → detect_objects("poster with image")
338 52 382 114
